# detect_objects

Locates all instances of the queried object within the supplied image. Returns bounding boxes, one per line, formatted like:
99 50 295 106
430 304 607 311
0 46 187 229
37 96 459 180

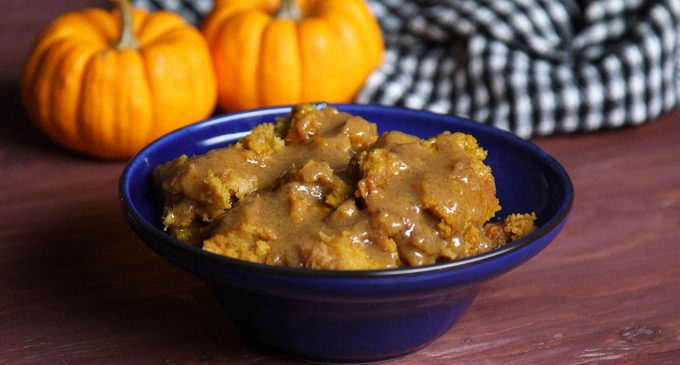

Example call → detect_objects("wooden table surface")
2 1 679 364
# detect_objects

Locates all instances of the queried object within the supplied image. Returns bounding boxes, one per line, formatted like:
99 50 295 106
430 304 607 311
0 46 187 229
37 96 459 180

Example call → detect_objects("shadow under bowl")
120 104 573 364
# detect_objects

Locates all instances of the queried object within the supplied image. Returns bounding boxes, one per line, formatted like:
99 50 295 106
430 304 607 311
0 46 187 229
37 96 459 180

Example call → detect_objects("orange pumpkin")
21 0 217 159
203 0 384 112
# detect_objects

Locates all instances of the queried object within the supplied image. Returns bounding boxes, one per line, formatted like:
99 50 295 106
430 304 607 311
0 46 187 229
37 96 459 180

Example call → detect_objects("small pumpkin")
21 0 217 159
203 0 384 112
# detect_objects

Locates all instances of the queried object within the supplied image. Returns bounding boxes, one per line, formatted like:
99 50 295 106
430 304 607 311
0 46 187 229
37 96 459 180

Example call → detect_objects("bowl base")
212 285 479 364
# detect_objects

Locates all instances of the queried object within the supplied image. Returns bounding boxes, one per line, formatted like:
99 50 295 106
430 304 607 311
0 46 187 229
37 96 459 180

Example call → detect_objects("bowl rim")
119 103 574 278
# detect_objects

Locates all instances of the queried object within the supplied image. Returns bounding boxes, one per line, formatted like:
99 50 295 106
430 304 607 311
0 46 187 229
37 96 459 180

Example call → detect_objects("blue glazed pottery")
119 104 573 363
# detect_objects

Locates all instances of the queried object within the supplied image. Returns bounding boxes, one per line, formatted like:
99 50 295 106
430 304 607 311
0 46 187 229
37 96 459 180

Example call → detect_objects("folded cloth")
134 0 680 137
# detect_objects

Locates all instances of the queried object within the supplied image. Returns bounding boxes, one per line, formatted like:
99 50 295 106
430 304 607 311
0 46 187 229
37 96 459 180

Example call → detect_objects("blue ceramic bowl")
120 104 573 364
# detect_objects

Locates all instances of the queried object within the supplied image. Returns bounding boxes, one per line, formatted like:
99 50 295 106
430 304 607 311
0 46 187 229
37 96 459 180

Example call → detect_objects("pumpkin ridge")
257 19 302 106
255 18 269 109
334 0 383 75
202 7 237 44
115 51 131 154
33 38 76 143
77 49 123 157
297 18 344 101
114 50 154 157
214 10 268 111
48 39 96 146
295 21 306 100
254 14 275 109
143 41 188 136
78 49 107 156
295 21 306 101
176 41 211 126
209 14 236 110
134 9 156 45
73 48 100 154
140 24 197 49
78 9 118 46
136 11 190 48
137 48 157 140
315 13 358 100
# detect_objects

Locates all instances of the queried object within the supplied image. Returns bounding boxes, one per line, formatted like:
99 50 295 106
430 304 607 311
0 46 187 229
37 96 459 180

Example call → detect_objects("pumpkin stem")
114 0 139 50
276 0 302 21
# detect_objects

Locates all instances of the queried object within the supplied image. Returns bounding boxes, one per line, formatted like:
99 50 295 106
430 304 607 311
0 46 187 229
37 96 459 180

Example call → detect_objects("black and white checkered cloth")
134 0 680 137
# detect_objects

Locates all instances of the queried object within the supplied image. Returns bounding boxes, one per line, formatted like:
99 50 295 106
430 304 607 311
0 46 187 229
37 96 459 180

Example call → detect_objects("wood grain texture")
1 1 680 364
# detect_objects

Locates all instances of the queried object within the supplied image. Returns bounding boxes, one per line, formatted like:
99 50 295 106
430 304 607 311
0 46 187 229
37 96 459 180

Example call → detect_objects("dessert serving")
153 104 536 270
